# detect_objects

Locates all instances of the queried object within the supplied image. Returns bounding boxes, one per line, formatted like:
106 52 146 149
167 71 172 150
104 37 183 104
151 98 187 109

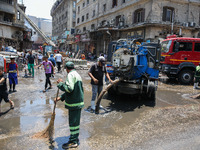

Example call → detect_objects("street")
0 67 200 150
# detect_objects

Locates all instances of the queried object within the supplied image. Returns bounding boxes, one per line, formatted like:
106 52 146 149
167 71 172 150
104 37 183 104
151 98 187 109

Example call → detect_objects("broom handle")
53 88 59 113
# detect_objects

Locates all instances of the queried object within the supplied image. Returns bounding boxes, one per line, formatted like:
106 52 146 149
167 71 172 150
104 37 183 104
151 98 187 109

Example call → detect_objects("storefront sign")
75 35 80 43
81 34 90 42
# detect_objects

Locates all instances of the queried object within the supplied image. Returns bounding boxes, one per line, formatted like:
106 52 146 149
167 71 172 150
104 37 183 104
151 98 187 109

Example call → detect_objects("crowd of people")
0 49 114 149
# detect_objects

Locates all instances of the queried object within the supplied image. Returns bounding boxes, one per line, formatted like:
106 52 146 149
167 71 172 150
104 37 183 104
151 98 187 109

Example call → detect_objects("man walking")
54 62 84 149
54 51 63 72
26 50 35 77
88 56 113 112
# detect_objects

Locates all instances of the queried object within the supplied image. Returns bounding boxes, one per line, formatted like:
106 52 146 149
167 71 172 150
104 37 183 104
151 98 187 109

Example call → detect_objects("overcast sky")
19 0 55 19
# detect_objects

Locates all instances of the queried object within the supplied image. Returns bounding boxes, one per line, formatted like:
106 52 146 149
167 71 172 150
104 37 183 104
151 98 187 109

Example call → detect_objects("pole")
171 11 174 35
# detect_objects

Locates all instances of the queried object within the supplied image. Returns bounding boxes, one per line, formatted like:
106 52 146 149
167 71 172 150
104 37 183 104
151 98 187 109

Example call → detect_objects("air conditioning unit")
110 19 115 25
97 23 102 28
182 22 188 27
102 21 109 27
189 22 196 27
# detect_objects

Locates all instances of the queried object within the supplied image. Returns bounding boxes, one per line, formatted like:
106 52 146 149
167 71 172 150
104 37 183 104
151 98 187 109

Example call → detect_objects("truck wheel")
178 69 194 85
148 85 156 102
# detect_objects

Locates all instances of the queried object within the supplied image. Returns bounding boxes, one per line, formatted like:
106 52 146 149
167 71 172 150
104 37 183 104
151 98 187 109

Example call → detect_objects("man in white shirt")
37 53 43 65
54 51 63 72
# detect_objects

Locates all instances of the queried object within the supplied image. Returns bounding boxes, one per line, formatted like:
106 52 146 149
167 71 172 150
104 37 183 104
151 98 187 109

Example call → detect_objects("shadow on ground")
49 136 70 150
96 93 156 115
0 108 11 117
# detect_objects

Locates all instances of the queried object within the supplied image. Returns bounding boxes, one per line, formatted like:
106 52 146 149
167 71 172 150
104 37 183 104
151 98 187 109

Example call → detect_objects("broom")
33 88 59 140
95 78 121 114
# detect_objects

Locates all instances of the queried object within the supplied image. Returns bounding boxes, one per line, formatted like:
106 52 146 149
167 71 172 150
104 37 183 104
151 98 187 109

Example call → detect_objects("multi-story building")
25 15 52 50
51 0 76 51
76 0 200 56
0 0 32 51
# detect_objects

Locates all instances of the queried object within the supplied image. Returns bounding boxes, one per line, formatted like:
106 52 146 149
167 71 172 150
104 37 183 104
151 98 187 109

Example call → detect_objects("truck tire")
178 69 194 85
148 85 156 102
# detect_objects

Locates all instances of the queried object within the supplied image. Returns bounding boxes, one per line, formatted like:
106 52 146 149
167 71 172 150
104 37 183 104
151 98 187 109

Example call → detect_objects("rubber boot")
194 83 198 89
91 101 95 111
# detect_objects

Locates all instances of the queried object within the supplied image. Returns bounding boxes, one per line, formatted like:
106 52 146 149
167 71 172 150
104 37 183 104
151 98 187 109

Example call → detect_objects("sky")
18 0 56 19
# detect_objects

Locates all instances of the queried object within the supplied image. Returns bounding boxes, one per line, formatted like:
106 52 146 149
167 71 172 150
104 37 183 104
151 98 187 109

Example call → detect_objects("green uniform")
195 66 200 83
57 69 84 144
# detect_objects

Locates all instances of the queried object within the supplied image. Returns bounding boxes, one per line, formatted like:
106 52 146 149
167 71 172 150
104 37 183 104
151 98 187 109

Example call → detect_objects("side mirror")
174 41 180 52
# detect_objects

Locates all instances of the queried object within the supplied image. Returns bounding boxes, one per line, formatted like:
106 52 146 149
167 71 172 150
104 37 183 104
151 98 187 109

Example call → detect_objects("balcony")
0 2 15 15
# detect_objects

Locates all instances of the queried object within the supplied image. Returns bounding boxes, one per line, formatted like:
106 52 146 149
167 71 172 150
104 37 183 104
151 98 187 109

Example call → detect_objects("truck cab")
160 36 200 84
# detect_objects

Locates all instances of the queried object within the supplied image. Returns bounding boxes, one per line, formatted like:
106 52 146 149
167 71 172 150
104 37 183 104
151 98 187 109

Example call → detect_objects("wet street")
0 68 200 150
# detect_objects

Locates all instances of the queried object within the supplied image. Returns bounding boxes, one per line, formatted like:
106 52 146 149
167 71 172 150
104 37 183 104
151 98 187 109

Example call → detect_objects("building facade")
25 15 52 50
76 0 200 56
51 0 76 51
0 0 32 51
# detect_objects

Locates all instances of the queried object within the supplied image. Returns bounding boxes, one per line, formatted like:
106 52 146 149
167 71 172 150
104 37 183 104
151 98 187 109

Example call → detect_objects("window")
78 6 80 13
92 10 95 17
73 11 76 19
103 4 106 12
112 0 117 8
195 43 200 52
73 1 76 8
91 24 95 30
178 42 193 51
87 0 89 4
83 27 86 31
82 15 84 22
161 40 172 53
86 13 89 20
77 18 80 24
83 2 85 7
163 7 174 22
73 22 76 27
115 15 121 26
133 8 145 23
122 0 125 3
17 11 20 20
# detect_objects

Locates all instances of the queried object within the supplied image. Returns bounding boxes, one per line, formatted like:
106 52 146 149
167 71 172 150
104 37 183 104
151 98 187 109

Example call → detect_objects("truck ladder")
16 5 55 47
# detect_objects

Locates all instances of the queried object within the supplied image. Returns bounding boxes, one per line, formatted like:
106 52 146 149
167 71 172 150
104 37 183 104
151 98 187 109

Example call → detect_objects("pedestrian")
37 52 43 65
54 51 63 73
7 57 19 93
26 50 35 77
194 63 200 89
37 55 55 92
0 66 14 112
88 56 113 112
48 54 56 67
54 62 84 149
48 54 56 77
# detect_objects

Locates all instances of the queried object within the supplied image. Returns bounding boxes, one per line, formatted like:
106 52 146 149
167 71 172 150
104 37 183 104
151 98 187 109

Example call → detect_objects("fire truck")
160 36 200 84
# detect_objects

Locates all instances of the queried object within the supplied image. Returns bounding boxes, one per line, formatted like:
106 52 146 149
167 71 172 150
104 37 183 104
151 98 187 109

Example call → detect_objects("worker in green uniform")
194 63 200 89
54 61 84 149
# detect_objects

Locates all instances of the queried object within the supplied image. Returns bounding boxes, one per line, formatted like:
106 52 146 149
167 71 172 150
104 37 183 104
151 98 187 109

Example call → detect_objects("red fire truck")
160 36 200 84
